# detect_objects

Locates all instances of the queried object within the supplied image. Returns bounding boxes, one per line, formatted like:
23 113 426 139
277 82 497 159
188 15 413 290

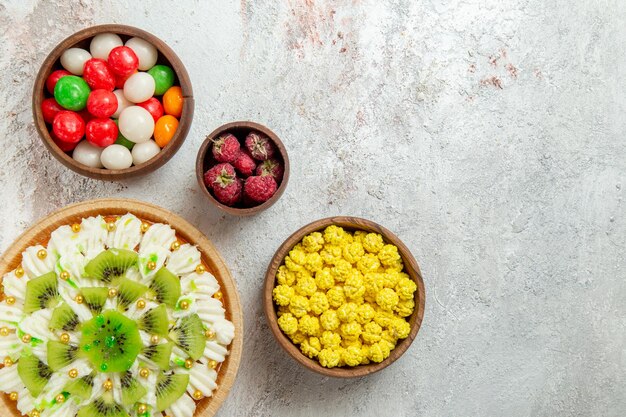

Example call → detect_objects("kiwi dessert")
0 214 235 417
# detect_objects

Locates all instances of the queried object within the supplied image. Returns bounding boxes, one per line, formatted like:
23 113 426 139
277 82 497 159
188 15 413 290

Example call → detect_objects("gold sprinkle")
184 358 194 369
136 299 146 309
192 390 203 400
140 222 150 233
6 296 16 305
9 391 18 401
60 271 70 280
15 267 24 278
108 288 118 298
4 357 13 367
60 333 70 344
208 360 218 369
137 404 148 414
195 265 205 274
214 291 223 300
75 294 84 304
31 410 40 417
139 368 150 378
0 327 9 337
170 241 180 251
55 394 65 403
68 369 78 378
204 329 215 340
150 335 160 344
103 379 113 391
179 300 189 310
71 224 81 233
106 222 116 232
37 249 47 260
147 261 157 271
21 334 31 343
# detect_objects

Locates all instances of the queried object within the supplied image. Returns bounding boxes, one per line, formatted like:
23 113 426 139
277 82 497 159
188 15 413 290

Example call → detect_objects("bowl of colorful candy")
195 121 289 216
33 24 194 180
263 217 425 378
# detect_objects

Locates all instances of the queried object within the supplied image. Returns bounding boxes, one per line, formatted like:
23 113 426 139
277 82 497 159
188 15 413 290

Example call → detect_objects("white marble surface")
0 1 625 416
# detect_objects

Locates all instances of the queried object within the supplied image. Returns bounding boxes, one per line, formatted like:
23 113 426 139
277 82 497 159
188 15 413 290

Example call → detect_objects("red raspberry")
214 177 242 206
212 133 241 162
203 163 236 190
232 150 256 177
245 131 275 161
255 158 284 182
244 175 277 204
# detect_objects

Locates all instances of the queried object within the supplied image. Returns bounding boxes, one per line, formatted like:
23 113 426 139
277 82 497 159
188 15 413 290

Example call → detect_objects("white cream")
106 213 142 250
166 244 201 276
166 391 197 417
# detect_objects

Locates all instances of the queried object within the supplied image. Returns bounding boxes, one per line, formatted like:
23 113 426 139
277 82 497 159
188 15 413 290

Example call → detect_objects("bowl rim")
32 24 194 181
195 121 290 216
263 216 426 378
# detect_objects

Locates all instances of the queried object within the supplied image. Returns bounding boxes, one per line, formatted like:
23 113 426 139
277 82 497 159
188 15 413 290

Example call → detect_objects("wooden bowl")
33 24 194 181
195 121 290 216
0 199 242 417
263 217 425 378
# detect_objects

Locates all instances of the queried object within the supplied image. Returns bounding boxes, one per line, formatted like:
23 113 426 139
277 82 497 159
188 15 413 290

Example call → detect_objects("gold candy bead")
137 404 148 414
15 267 24 278
204 329 215 340
136 299 146 309
103 379 113 391
37 249 47 259
214 291 223 300
184 358 194 369
0 327 9 337
195 265 205 274
31 410 40 417
106 222 116 232
60 271 70 280
75 294 84 304
208 360 218 369
60 333 70 344
21 334 31 343
140 222 150 232
179 300 189 310
146 261 157 271
150 335 160 344
71 224 81 233
6 296 16 305
9 391 17 401
139 368 150 378
55 394 65 403
68 369 78 378
192 390 203 400
108 288 118 298
4 357 13 367
171 241 180 251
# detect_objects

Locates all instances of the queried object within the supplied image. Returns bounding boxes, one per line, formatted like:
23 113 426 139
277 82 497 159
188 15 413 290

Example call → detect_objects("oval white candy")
60 48 92 75
125 37 158 71
112 89 131 118
131 140 160 165
72 140 104 168
89 33 123 60
118 106 155 143
123 72 155 103
101 144 133 170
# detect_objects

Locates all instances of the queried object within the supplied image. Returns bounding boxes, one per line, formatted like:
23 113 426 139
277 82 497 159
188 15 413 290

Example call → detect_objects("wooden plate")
0 198 242 417
263 216 425 378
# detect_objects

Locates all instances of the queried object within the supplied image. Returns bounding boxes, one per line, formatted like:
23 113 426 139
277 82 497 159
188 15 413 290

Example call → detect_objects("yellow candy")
314 268 335 290
295 274 317 297
337 302 358 323
362 233 384 253
276 265 296 286
319 310 340 331
326 286 346 309
342 241 364 264
309 292 329 315
298 315 320 336
288 295 310 318
378 244 401 266
277 313 298 335
272 285 294 306
376 288 399 311
320 330 341 348
318 348 341 368
302 232 324 253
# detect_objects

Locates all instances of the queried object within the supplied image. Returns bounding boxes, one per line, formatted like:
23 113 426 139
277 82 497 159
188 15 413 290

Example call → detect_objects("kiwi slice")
116 278 148 311
155 372 190 411
149 268 181 307
77 392 129 417
80 310 142 373
49 302 80 331
47 340 79 371
23 271 59 313
84 249 138 284
138 304 169 336
81 287 109 314
120 370 147 405
141 341 173 369
17 354 53 397
168 314 206 360
64 373 94 399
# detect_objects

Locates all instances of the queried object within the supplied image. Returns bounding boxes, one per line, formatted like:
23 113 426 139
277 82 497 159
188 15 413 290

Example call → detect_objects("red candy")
45 70 71 95
83 58 115 91
52 111 85 143
114 71 134 89
86 118 118 147
137 97 164 123
41 98 64 124
87 89 118 118
51 131 78 152
107 46 139 77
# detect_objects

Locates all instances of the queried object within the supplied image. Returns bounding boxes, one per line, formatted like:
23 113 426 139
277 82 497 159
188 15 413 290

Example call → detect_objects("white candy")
73 140 104 168
112 89 131 118
125 37 158 71
101 144 133 170
123 72 155 103
60 48 91 75
89 32 123 60
131 140 160 165
118 106 155 143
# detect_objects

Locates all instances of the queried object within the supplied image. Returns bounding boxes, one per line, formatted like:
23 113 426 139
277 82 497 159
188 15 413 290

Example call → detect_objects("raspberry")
255 158 284 182
213 177 242 206
245 131 275 161
212 133 240 162
243 175 277 204
203 163 236 190
232 150 256 177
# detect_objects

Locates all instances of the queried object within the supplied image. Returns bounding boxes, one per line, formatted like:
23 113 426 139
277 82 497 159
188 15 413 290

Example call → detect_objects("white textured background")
1 1 625 416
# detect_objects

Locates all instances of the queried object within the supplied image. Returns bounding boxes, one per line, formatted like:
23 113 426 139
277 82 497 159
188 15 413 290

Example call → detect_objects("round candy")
52 111 85 143
73 140 104 168
154 115 179 148
107 46 139 77
87 89 118 118
60 48 92 75
101 144 133 170
137 97 163 122
112 119 135 150
89 33 123 60
123 72 155 103
41 98 64 124
51 132 78 152
83 58 115 91
112 89 131 118
45 70 71 95
118 106 155 143
147 65 175 95
125 37 158 71
78 109 94 124
131 140 160 165
54 75 91 111
86 118 118 147
163 86 183 118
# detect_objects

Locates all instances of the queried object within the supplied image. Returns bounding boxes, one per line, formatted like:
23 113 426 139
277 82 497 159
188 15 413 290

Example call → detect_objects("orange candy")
163 86 183 118
154 115 179 147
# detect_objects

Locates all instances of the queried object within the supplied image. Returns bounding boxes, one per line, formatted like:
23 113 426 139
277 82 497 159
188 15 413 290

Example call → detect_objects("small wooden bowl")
33 24 195 181
0 199 242 417
263 217 426 378
195 121 290 216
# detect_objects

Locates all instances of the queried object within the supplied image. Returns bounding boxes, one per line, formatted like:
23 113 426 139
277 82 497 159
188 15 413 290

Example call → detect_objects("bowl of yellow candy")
263 217 425 378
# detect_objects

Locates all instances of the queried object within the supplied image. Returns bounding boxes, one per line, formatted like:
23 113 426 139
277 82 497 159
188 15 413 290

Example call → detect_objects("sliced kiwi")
141 341 173 369
120 370 147 405
149 268 181 307
64 373 95 399
84 249 138 284
47 340 79 371
77 391 129 417
17 354 53 397
156 372 190 411
81 287 109 314
23 272 59 313
116 278 148 311
138 304 169 336
168 314 206 360
49 302 80 331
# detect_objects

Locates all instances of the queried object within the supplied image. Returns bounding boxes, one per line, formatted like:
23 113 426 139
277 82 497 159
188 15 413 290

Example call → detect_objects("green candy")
148 65 175 95
113 119 134 150
54 75 90 111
